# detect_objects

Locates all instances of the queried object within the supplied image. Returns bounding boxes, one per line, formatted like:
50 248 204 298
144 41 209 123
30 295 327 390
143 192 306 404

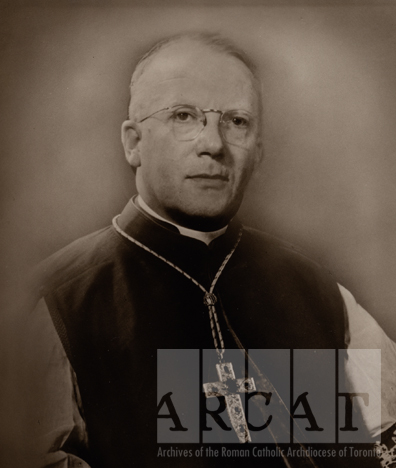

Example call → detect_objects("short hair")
127 32 263 120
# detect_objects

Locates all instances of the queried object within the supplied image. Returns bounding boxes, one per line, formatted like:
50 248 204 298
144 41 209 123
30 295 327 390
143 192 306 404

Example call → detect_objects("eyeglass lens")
168 106 254 146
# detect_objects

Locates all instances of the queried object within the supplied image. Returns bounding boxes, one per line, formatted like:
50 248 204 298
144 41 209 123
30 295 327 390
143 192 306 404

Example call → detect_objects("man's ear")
121 120 142 169
254 137 264 167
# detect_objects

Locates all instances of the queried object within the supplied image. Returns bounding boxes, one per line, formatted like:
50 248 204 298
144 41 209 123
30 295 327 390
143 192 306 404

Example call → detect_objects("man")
28 33 396 467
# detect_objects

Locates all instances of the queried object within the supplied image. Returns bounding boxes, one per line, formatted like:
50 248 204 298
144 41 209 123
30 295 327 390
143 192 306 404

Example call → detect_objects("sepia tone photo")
1 1 396 467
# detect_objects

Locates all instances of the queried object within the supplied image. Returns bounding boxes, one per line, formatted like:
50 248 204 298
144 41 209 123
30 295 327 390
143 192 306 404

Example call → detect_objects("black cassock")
36 198 381 468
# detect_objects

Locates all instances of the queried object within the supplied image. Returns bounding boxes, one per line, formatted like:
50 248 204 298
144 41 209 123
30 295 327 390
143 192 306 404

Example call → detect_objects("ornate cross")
203 361 256 443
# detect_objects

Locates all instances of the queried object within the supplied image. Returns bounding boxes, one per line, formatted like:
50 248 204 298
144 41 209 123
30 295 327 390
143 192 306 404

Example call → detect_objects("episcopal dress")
33 198 390 468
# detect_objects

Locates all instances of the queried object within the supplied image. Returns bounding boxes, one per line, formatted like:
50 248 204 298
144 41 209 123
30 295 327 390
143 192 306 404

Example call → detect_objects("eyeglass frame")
136 104 258 146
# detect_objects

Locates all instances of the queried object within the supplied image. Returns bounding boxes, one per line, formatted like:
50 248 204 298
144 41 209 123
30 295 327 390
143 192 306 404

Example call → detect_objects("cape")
36 199 378 468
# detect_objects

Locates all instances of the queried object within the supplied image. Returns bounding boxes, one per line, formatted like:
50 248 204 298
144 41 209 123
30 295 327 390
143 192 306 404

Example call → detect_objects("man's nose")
196 114 224 157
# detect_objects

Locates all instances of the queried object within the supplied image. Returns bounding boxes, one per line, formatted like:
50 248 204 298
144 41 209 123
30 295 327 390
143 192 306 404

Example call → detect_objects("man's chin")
166 204 237 232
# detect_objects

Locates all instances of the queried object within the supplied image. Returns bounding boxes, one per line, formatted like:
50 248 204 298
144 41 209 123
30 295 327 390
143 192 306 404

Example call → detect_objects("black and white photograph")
1 1 396 467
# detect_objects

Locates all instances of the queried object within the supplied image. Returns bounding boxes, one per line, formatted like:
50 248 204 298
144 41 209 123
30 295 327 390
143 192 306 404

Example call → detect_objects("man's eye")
173 111 196 122
231 116 249 127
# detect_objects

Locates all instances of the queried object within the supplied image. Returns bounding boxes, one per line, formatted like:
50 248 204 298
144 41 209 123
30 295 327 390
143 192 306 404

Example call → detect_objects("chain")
112 215 242 361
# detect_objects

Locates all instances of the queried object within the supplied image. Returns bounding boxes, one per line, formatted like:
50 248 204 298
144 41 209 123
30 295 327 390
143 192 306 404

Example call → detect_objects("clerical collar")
136 195 228 246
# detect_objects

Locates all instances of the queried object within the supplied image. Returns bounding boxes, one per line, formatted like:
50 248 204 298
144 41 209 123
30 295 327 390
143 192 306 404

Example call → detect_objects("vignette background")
0 0 396 464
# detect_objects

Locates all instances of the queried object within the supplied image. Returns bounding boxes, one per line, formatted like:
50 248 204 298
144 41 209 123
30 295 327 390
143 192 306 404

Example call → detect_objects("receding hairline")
127 33 262 119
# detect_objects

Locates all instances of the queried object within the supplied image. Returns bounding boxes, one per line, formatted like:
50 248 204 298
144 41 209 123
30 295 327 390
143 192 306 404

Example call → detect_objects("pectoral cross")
203 362 256 443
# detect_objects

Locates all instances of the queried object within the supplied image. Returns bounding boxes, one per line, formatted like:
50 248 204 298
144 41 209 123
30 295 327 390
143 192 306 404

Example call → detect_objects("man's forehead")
139 40 251 81
130 40 258 116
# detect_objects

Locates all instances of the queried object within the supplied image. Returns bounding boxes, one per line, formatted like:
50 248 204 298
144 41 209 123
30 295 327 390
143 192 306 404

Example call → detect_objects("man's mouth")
187 174 229 181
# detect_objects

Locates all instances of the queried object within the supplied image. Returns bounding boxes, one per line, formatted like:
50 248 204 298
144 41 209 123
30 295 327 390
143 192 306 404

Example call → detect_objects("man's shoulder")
34 225 121 295
241 225 323 270
240 225 343 308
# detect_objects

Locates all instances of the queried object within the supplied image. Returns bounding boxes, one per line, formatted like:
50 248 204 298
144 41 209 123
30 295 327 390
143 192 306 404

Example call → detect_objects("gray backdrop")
1 1 396 464
1 1 395 336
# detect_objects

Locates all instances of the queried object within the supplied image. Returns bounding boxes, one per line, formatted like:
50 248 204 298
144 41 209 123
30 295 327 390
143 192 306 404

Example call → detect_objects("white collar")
137 195 228 246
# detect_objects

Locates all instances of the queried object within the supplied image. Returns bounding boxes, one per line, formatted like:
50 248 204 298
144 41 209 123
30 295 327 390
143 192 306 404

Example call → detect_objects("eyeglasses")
138 104 257 147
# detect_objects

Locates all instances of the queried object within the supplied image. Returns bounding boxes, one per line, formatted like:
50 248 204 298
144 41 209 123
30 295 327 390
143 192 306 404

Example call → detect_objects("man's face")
122 40 262 230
